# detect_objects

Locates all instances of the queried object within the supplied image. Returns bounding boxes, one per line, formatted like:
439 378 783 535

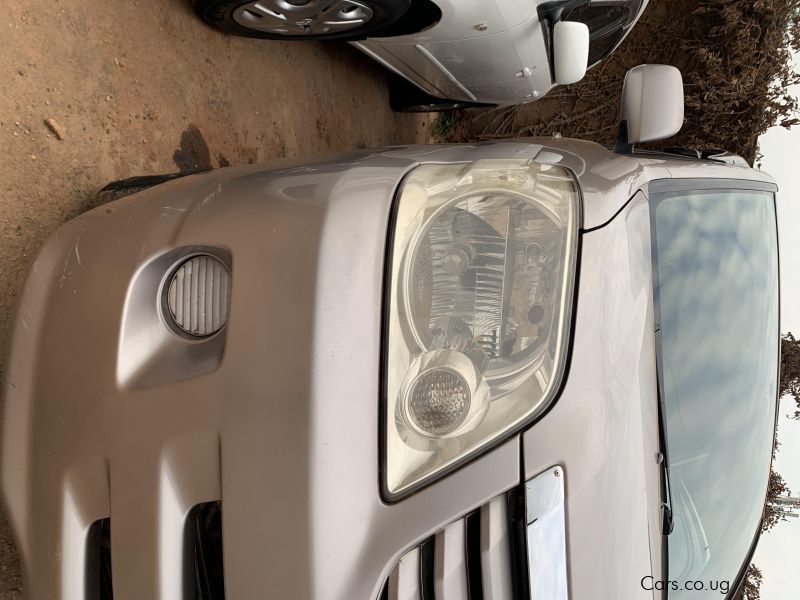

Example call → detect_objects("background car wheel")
388 76 495 113
196 0 411 41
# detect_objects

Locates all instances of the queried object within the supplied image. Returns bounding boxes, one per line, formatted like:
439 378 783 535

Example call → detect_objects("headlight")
384 159 580 498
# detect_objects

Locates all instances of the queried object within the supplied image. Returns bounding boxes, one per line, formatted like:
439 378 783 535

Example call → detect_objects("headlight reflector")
384 159 579 497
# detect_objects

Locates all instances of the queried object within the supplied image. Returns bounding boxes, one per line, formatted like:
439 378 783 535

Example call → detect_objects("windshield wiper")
658 451 674 534
656 326 675 536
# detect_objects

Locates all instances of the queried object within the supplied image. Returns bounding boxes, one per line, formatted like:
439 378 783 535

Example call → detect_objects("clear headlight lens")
384 159 579 497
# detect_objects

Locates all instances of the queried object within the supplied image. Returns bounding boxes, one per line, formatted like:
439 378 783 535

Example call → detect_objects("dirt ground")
0 0 432 596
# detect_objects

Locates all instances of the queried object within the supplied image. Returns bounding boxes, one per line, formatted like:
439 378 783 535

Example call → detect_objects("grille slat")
419 539 436 600
465 512 484 600
434 520 469 599
388 547 422 600
382 496 515 600
480 498 514 600
506 488 531 600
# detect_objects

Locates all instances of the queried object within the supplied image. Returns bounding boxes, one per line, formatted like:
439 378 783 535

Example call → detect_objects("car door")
365 10 553 105
419 12 554 104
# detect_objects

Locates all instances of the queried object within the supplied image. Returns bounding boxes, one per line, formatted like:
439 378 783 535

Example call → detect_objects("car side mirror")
553 21 590 85
618 64 684 148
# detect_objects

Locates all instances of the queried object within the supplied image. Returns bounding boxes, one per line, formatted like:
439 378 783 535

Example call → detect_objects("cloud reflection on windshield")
652 188 779 597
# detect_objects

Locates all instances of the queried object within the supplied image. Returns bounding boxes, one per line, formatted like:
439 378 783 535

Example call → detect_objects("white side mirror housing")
620 65 685 144
553 21 590 85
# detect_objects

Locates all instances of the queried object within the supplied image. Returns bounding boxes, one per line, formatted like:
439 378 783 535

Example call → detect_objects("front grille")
381 492 527 600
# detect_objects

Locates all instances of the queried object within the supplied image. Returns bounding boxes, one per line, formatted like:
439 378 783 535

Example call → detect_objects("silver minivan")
1 65 779 600
196 0 650 110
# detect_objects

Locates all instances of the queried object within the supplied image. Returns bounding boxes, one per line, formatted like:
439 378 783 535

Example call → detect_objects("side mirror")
619 65 684 146
553 21 590 85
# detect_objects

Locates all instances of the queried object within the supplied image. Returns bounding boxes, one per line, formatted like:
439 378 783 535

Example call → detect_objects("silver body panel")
2 140 775 599
353 0 650 106
526 190 662 599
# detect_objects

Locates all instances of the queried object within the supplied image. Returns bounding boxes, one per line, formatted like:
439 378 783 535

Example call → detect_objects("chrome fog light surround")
162 254 231 339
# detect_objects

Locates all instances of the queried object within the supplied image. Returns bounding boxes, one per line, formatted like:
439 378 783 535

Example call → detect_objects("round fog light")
408 368 471 436
166 255 230 338
399 349 489 440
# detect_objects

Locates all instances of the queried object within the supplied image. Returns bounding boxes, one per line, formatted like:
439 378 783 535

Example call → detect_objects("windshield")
650 182 779 599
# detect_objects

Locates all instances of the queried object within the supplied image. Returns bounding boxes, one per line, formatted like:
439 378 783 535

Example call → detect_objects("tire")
195 0 411 41
388 76 494 113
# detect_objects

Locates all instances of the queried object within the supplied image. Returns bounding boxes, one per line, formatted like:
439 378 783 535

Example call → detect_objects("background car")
2 65 778 599
195 0 650 110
